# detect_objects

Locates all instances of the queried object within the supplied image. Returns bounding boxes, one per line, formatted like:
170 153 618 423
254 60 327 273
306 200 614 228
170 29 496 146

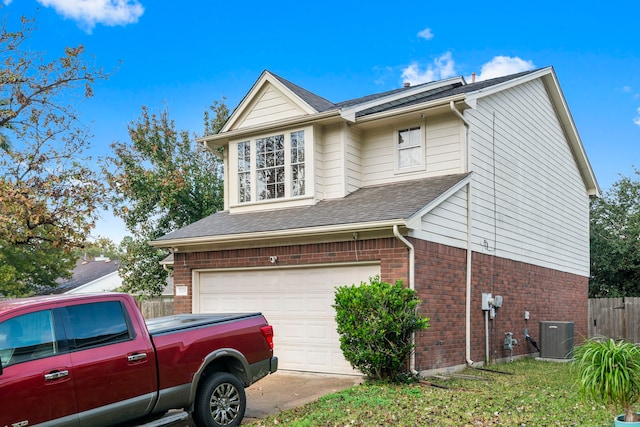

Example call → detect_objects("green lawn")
251 358 618 426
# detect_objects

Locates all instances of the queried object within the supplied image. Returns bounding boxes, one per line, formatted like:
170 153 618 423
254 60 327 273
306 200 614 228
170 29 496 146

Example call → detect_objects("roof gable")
222 70 335 132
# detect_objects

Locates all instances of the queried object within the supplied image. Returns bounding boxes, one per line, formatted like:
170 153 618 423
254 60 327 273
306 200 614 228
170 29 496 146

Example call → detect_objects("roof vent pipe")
471 72 476 83
403 82 411 88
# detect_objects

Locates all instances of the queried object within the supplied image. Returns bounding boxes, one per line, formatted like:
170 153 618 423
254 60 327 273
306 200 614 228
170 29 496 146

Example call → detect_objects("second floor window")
290 131 305 197
397 126 423 169
238 141 251 202
256 135 285 200
235 130 306 203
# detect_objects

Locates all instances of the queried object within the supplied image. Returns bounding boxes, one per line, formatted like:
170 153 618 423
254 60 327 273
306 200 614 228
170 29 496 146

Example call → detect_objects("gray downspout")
393 224 418 375
450 101 475 367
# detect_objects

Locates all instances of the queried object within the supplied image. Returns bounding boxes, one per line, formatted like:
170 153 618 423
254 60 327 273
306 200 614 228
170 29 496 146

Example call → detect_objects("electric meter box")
539 321 574 359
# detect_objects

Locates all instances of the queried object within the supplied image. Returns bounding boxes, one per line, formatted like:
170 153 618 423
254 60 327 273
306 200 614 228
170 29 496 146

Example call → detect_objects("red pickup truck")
0 292 277 427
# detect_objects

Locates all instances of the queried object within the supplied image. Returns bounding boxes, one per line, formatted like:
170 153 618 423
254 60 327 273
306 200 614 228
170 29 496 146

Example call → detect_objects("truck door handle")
127 353 147 363
44 370 69 381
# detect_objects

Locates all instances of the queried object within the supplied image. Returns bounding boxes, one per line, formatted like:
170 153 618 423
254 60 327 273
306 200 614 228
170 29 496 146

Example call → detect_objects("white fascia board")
349 94 468 125
405 173 472 229
149 219 406 249
340 76 466 123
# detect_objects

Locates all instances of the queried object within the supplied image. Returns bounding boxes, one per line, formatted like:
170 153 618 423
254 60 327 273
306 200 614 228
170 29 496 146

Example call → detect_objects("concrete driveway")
167 371 363 426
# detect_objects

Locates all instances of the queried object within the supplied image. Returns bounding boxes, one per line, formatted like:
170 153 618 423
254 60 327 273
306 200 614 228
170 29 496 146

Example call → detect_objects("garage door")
195 263 380 375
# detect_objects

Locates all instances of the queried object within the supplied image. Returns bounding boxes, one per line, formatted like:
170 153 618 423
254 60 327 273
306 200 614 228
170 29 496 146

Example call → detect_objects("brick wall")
412 239 588 371
171 238 410 314
172 237 588 372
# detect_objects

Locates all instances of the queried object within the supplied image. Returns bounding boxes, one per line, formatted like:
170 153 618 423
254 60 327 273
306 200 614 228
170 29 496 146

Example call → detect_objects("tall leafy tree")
103 100 228 296
590 168 640 297
0 14 109 296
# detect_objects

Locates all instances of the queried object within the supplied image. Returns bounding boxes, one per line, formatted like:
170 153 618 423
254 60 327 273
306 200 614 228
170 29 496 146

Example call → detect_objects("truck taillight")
260 325 274 349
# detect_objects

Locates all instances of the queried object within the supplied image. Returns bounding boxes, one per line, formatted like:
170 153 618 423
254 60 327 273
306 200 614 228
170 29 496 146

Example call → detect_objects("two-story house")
151 67 599 375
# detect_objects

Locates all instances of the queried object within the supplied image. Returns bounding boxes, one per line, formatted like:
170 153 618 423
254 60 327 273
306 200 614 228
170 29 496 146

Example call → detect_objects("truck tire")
193 372 246 427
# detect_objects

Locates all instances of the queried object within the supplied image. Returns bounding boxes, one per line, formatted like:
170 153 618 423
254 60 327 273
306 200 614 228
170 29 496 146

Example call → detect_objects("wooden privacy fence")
589 297 640 343
138 298 174 319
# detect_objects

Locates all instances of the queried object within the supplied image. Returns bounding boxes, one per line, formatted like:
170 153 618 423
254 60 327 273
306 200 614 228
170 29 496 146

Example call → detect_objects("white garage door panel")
196 263 379 375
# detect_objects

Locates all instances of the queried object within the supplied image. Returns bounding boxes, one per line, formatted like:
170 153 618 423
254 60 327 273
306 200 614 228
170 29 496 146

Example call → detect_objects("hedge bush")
333 275 429 381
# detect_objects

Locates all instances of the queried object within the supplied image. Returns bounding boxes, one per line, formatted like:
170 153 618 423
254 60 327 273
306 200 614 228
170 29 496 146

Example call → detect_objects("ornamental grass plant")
574 337 640 423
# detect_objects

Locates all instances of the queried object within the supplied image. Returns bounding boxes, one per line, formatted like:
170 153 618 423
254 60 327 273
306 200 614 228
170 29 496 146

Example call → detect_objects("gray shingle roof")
155 173 469 242
270 72 335 112
268 69 541 117
37 258 120 295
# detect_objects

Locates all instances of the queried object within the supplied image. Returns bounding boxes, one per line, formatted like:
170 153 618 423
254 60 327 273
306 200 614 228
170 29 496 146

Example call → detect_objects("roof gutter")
150 219 407 250
198 110 339 148
450 101 476 367
392 224 418 376
341 94 467 124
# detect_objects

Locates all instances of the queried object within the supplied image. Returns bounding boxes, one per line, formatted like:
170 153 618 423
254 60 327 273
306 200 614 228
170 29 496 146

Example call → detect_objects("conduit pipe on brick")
450 101 475 367
393 224 418 376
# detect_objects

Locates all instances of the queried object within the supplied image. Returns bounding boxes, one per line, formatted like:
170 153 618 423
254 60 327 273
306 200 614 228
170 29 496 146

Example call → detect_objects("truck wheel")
193 372 246 427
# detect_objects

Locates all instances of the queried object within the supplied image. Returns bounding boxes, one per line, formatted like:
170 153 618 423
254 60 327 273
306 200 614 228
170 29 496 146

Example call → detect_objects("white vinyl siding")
345 124 363 194
413 186 468 249
235 85 307 129
468 79 590 276
362 117 463 186
321 124 346 199
426 117 467 174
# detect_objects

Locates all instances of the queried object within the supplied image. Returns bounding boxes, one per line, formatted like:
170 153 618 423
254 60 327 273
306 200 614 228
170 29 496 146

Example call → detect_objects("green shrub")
333 275 429 381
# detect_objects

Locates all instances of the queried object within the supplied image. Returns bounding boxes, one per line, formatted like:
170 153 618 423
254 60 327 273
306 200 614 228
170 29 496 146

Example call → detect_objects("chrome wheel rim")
210 382 241 425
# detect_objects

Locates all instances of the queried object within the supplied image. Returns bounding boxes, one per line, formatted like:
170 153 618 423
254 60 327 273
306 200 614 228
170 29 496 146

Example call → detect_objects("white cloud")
417 28 434 41
474 56 535 81
401 51 456 86
36 0 144 33
634 107 640 127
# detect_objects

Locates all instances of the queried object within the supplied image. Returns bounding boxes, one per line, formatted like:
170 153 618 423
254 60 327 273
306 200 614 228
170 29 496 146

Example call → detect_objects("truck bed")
145 313 263 335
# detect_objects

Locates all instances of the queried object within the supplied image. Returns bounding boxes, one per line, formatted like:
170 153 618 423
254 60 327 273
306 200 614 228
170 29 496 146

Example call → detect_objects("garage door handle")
44 370 69 381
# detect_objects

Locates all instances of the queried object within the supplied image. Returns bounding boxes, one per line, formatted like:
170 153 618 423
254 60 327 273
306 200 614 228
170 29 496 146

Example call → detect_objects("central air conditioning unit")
539 321 574 359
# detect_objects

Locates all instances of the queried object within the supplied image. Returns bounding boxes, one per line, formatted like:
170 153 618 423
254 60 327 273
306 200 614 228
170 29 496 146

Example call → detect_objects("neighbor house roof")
37 258 120 295
152 173 471 247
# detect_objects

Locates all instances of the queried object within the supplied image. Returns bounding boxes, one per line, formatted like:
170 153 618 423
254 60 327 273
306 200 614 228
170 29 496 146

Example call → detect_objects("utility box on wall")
540 321 574 359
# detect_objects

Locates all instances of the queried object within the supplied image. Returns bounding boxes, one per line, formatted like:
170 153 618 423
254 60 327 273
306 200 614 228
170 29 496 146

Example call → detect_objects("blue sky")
2 0 639 244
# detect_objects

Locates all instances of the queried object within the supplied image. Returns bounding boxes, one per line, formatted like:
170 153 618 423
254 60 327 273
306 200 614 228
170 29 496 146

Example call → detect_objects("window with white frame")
290 131 305 196
238 141 251 202
397 126 423 169
235 130 306 203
